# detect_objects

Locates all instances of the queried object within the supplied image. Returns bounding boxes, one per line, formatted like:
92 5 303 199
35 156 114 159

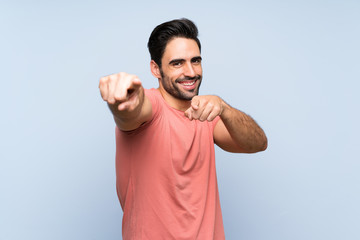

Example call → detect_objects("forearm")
220 101 267 153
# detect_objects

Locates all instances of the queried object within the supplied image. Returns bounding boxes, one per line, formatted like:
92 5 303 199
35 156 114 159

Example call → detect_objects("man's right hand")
99 72 143 112
99 72 152 131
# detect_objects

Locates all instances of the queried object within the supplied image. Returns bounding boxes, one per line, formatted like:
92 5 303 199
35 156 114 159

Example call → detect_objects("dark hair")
147 18 201 67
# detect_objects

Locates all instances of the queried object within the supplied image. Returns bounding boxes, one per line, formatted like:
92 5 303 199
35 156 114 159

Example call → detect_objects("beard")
160 69 202 101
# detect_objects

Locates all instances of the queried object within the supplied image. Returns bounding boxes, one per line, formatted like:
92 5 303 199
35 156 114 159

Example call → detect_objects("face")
158 37 202 101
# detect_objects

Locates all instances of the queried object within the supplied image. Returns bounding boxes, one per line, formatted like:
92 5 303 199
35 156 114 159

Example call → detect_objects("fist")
184 95 224 121
99 72 142 111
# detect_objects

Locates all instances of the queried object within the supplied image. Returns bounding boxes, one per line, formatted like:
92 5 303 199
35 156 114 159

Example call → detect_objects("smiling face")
155 37 203 104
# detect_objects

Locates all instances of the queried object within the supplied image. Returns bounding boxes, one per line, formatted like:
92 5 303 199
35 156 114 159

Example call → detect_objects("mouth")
177 79 198 90
178 80 196 86
175 75 201 91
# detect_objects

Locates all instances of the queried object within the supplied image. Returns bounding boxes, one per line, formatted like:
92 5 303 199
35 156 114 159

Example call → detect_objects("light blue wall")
1 1 359 239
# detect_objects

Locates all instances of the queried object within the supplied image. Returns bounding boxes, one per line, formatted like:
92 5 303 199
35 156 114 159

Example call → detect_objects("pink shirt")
115 88 225 240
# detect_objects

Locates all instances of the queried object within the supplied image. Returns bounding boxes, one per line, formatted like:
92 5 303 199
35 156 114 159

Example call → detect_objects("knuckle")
109 74 116 82
99 77 108 85
213 106 220 112
114 91 121 99
115 72 125 81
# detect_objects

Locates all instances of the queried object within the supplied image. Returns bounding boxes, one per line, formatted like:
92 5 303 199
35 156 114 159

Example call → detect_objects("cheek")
195 65 202 74
163 67 180 77
169 70 184 80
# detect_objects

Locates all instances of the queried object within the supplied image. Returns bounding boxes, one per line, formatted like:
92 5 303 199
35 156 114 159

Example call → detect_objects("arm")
184 95 267 153
213 101 267 153
99 72 152 131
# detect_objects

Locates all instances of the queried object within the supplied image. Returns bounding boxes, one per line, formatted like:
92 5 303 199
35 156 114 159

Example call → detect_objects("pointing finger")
127 77 142 96
191 97 200 110
184 108 193 120
115 75 141 101
131 77 142 87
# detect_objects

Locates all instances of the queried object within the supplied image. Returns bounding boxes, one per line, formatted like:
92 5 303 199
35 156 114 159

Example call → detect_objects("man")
99 18 267 240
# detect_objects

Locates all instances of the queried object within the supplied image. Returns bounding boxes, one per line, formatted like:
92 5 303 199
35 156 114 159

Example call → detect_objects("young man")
99 18 267 240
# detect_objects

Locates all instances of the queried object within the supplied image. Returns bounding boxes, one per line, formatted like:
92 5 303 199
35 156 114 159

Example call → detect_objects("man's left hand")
184 95 224 121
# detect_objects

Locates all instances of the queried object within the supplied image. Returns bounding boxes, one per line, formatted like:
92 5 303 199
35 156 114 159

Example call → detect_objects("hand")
99 72 142 111
184 95 224 121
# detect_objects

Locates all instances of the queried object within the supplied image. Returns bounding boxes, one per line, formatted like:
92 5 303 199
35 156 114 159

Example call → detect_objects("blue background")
1 0 359 239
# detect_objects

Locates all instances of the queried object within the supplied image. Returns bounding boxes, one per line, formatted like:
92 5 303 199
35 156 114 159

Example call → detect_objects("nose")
183 62 196 77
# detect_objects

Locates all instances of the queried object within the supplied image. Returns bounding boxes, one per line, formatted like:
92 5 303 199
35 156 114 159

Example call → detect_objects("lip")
177 79 198 90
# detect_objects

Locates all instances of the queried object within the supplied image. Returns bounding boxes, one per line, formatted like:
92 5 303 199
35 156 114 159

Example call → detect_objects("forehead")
162 37 200 61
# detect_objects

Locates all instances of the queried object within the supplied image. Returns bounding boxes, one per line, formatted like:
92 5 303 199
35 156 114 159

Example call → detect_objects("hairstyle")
147 18 201 67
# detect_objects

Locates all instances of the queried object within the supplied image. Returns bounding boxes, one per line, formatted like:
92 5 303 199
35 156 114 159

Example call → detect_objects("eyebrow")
168 56 202 65
191 56 202 62
169 58 185 65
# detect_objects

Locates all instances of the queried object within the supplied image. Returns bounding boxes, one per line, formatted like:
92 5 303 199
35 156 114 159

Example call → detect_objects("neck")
157 87 191 112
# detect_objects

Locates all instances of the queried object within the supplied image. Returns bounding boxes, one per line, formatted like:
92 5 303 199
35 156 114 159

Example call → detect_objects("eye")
192 57 202 65
171 61 183 67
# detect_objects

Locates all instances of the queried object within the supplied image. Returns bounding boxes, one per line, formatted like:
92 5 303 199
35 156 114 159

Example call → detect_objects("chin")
179 91 199 101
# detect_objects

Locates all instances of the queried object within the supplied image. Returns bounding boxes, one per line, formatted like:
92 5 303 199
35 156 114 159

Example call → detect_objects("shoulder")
144 88 158 97
144 88 164 118
144 88 160 104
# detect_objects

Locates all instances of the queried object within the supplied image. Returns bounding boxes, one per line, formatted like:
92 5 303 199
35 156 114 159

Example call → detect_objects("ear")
150 60 161 78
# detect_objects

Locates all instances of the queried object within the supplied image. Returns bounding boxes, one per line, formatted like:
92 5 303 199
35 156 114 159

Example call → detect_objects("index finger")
184 107 194 120
191 96 200 110
115 75 142 101
127 77 142 95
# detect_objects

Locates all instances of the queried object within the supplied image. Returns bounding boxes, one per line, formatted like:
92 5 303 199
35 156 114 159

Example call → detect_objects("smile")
179 80 196 86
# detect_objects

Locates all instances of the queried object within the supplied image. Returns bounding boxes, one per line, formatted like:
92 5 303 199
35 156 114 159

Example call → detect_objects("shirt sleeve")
144 88 161 121
211 116 221 132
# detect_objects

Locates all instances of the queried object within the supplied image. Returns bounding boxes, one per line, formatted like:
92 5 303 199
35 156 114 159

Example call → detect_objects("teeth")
181 81 195 86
